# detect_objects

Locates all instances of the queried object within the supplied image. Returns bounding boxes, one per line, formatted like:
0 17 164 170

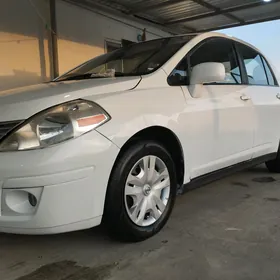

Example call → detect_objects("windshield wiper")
56 71 139 82
57 69 120 82
56 73 99 82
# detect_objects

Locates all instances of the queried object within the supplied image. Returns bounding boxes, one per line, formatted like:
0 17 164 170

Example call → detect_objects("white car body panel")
0 129 120 234
180 84 254 178
245 85 280 156
0 77 140 121
0 32 279 234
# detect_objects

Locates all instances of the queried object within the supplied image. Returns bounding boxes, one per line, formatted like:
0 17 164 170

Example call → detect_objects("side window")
238 44 268 86
190 38 242 84
262 57 276 86
168 60 188 86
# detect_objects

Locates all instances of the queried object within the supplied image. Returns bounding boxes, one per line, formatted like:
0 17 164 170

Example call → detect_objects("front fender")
95 86 191 184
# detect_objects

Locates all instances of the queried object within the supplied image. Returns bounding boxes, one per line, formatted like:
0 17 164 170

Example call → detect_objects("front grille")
0 120 24 141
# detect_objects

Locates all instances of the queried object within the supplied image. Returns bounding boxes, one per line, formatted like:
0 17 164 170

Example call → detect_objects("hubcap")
124 155 170 227
143 184 152 196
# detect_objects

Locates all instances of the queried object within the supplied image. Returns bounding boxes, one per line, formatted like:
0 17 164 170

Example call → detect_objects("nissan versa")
0 32 279 241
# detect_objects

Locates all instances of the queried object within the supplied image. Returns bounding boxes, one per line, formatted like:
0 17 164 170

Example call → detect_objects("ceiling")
65 0 280 34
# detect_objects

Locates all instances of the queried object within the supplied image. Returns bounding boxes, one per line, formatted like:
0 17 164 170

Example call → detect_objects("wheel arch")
110 126 185 187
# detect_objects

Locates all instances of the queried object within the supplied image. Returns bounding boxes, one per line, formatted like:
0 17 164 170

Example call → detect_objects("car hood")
0 76 141 122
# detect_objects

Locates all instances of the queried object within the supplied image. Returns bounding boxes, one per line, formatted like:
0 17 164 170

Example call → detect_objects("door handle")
240 94 251 101
276 93 280 99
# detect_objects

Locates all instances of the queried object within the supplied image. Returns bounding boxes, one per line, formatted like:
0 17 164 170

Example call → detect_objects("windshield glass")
55 35 195 81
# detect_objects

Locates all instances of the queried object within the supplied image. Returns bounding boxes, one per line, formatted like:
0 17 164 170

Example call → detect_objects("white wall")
0 0 170 91
56 0 171 74
0 0 51 91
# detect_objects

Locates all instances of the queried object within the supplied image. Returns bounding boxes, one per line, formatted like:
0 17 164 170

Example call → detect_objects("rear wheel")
266 155 280 173
103 141 177 242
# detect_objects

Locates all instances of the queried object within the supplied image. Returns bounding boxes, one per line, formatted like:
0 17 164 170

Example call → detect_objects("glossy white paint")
0 32 279 234
189 62 226 98
190 62 226 85
245 85 280 157
0 129 119 234
180 84 255 178
0 77 141 121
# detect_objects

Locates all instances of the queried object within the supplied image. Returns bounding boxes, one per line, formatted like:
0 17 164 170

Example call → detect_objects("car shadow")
0 224 119 248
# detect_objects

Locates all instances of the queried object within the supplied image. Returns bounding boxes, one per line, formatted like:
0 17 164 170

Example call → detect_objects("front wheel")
103 141 177 242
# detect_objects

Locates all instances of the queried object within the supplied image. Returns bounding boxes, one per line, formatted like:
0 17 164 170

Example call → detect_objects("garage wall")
0 0 171 91
56 0 171 74
0 0 51 91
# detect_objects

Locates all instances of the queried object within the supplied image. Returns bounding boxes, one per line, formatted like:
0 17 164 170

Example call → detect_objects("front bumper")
0 130 119 234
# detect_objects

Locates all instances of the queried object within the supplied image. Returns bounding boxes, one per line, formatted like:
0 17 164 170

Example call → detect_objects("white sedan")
0 32 279 241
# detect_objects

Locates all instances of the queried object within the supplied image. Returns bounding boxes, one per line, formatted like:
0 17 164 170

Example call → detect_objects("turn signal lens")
77 114 107 127
0 100 110 151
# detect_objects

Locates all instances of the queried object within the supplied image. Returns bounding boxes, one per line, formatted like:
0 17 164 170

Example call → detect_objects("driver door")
171 37 254 178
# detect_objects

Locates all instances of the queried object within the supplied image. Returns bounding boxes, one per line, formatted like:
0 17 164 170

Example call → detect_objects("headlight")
0 100 110 151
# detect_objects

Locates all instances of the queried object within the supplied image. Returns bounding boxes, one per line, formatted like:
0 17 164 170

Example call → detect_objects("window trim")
234 42 248 85
188 37 245 86
261 55 279 86
235 42 279 88
167 58 188 86
167 37 246 87
260 55 270 85
167 37 279 88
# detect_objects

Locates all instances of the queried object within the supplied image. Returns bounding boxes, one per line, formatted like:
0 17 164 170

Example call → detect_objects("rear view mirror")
189 62 226 98
190 62 226 85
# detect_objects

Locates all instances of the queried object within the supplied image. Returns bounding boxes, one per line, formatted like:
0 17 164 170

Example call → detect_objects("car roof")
164 32 260 53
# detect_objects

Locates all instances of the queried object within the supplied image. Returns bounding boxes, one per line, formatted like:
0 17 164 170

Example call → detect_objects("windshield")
55 35 195 81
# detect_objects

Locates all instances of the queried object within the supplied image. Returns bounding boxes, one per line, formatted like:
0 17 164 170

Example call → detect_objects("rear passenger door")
237 43 280 157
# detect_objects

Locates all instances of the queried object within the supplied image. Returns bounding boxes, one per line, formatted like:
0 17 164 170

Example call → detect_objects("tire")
266 155 280 173
103 140 177 242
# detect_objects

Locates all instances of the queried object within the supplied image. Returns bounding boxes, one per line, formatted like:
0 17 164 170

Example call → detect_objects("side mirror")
188 62 226 98
190 62 226 85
